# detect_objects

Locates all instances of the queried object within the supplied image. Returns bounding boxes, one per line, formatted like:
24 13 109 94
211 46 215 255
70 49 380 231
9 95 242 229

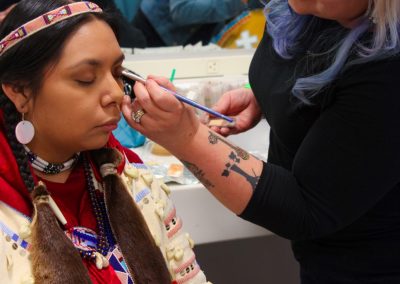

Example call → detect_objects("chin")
288 0 310 15
83 134 110 151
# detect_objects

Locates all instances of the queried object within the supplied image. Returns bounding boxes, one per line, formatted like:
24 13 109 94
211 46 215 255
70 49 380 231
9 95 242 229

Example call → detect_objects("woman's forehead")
57 19 122 69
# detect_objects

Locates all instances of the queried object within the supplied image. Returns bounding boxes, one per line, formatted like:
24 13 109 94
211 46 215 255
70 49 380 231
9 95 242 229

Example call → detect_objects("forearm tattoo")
208 131 259 191
182 161 215 188
222 151 260 191
208 131 249 160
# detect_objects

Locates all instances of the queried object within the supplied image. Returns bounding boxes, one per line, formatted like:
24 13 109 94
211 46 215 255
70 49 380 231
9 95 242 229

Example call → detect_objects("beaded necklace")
24 145 80 175
80 157 115 261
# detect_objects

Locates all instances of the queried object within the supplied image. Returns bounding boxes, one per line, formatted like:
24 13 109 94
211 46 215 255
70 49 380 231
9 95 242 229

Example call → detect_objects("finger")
213 88 252 116
147 75 177 92
145 79 182 112
121 96 143 129
133 81 165 115
212 92 233 115
219 127 234 137
199 113 210 125
132 81 182 133
121 96 160 136
121 96 143 124
209 126 221 133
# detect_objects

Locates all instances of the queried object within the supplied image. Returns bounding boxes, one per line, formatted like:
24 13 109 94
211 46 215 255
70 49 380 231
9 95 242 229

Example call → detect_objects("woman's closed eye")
76 78 96 86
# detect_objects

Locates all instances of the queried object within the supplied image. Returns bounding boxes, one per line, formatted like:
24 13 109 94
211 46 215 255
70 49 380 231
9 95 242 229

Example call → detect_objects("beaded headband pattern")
0 1 102 57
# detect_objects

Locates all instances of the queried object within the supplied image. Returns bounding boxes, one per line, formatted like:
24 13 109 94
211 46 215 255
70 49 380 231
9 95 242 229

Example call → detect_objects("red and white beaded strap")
0 1 102 56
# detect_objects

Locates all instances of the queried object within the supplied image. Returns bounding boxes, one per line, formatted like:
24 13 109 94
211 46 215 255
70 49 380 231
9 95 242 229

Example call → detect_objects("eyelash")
76 70 123 86
76 79 95 86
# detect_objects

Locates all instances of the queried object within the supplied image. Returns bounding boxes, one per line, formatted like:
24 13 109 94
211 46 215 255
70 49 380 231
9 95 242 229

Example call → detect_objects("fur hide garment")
30 182 92 283
91 148 171 284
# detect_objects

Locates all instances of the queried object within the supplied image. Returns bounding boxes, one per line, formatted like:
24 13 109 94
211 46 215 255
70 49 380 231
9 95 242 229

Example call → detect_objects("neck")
338 18 363 29
27 140 77 164
337 11 367 29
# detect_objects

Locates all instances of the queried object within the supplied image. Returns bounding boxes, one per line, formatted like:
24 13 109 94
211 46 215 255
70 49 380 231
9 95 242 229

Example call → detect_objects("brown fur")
30 183 92 284
91 148 171 284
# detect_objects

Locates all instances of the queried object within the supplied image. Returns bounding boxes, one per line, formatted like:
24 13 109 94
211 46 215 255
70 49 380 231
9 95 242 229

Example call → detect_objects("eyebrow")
67 53 125 70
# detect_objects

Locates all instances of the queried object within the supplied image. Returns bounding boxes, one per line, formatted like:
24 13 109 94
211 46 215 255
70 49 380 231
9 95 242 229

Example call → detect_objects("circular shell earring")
15 113 35 144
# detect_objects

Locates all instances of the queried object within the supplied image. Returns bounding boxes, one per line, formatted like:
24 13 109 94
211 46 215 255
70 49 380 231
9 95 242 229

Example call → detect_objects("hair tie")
100 163 118 177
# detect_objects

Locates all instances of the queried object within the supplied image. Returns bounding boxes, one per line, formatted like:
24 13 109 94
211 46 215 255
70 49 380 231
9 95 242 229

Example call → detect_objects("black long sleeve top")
241 22 400 283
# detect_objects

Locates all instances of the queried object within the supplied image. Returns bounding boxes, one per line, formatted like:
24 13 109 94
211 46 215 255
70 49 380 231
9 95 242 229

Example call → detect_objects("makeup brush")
122 69 234 123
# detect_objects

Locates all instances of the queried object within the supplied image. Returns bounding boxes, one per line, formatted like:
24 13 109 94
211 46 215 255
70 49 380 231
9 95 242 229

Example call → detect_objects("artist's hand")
0 4 16 23
121 75 200 153
202 87 262 136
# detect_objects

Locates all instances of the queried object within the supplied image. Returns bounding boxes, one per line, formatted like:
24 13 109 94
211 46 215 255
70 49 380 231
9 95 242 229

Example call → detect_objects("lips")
98 117 120 131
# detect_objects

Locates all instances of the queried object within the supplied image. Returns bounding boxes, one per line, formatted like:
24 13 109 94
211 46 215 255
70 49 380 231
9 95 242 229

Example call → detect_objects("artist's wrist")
169 122 206 161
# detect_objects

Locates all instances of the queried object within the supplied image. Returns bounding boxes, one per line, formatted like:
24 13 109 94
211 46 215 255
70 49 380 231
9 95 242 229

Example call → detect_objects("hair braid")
0 94 35 192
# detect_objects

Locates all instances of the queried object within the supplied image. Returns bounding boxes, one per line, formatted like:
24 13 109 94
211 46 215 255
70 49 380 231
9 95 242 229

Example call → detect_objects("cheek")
31 88 109 149
319 0 369 19
289 0 368 20
288 0 314 15
33 97 91 139
288 0 304 14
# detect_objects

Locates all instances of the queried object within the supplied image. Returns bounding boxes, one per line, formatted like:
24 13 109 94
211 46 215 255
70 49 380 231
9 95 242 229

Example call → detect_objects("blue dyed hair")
264 0 400 104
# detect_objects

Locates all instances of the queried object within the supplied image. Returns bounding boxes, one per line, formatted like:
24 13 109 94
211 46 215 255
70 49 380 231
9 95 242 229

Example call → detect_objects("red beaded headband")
0 1 102 57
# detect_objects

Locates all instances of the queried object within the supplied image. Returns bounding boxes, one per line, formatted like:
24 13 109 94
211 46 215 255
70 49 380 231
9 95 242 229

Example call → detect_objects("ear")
1 83 32 113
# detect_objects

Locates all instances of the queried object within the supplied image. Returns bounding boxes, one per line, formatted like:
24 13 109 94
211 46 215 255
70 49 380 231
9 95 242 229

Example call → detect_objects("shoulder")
326 56 400 110
339 55 400 90
328 55 400 102
322 56 400 131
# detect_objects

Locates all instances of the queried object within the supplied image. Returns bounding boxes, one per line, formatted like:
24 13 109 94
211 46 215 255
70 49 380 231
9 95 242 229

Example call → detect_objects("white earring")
15 113 35 144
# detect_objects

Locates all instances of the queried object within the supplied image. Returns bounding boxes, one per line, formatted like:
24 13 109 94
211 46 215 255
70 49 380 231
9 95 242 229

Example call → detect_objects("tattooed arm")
177 125 263 215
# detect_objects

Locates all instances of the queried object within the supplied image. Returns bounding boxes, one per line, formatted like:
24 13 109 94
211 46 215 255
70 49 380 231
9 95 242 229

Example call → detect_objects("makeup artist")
122 0 400 283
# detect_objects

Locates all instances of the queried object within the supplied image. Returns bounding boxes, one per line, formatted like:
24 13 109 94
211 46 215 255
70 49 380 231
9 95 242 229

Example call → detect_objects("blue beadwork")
0 220 30 250
83 158 115 259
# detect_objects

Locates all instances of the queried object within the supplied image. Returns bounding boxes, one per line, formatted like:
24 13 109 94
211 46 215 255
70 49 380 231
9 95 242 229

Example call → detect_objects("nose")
101 74 124 108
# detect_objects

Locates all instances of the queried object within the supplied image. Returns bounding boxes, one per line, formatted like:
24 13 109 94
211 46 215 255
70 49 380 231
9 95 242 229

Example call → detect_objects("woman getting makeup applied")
122 0 400 283
0 1 208 283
